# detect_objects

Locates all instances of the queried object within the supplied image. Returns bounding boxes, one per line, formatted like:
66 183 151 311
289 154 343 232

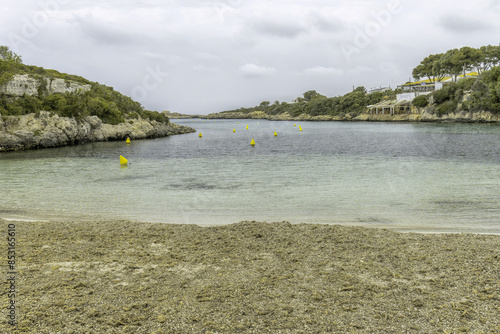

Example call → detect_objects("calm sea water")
1 119 499 234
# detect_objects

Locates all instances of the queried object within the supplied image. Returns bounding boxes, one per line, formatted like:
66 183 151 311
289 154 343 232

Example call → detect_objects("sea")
1 119 499 234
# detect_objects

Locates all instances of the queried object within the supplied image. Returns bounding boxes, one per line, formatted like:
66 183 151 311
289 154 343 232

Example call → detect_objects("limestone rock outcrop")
0 74 91 97
0 111 195 152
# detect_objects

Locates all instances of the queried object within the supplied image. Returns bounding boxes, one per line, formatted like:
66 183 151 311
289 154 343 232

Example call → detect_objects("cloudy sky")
1 0 499 114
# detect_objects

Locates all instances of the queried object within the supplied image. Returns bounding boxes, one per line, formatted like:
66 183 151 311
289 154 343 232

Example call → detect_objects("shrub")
0 72 13 87
127 112 139 119
412 95 429 108
140 110 168 123
456 77 475 91
432 83 456 104
436 100 457 116
86 97 124 125
16 94 41 114
468 67 500 114
4 104 23 115
37 78 48 97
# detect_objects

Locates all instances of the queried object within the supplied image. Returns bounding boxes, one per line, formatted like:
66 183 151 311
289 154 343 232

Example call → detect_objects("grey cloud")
193 52 221 62
308 12 344 33
250 19 306 38
239 63 277 77
303 66 344 76
438 15 491 33
70 14 142 45
192 64 221 72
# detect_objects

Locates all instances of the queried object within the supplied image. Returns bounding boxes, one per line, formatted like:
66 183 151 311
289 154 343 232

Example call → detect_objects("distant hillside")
162 111 205 119
0 46 167 125
217 87 391 119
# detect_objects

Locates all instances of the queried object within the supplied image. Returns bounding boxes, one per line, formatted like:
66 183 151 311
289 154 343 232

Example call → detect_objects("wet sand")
1 219 500 333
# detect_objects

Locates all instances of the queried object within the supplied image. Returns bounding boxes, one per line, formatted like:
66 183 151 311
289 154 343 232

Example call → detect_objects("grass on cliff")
0 58 168 125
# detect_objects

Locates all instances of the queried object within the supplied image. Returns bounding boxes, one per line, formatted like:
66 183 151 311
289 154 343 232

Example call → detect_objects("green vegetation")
222 87 400 118
426 75 494 116
411 45 500 83
0 46 168 125
467 66 500 112
0 46 23 87
411 95 428 108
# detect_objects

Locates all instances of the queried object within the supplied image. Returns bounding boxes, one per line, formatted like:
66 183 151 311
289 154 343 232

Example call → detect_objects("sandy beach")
1 219 500 333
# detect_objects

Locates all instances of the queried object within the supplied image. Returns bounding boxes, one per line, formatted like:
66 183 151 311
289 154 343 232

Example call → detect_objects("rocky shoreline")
1 219 499 333
205 110 500 123
0 111 195 152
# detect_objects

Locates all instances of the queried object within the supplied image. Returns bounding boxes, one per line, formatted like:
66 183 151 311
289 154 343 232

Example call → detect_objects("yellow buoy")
250 139 255 146
126 137 131 144
274 131 278 137
246 125 249 130
294 124 296 127
119 155 128 165
199 132 203 138
233 129 236 133
299 126 302 131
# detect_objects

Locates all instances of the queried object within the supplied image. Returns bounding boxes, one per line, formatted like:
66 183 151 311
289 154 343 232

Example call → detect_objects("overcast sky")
1 0 500 114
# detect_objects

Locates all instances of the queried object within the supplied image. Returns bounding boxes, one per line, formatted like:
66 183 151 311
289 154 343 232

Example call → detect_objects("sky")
1 0 500 115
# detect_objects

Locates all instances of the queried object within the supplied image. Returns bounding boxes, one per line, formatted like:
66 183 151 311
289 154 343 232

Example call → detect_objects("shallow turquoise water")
1 119 499 233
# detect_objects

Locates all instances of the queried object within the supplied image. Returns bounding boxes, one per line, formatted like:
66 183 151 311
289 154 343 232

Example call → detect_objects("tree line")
411 45 500 83
0 46 168 125
222 88 397 118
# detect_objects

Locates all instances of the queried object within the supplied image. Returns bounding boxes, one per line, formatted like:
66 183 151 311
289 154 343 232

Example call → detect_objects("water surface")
1 119 499 233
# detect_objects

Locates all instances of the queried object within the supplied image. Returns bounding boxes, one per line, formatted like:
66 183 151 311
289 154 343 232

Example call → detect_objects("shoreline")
180 110 500 123
0 112 196 152
1 219 499 333
1 212 499 236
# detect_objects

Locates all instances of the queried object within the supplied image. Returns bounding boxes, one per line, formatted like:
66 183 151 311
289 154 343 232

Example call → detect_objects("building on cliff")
366 99 412 115
366 71 480 115
396 71 479 102
368 86 391 94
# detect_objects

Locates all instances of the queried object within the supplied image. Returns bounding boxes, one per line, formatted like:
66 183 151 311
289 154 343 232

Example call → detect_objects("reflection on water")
0 120 499 233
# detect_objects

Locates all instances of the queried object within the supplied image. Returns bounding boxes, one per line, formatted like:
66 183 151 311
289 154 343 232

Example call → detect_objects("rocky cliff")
355 110 500 123
0 111 195 152
207 110 500 123
0 74 91 97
